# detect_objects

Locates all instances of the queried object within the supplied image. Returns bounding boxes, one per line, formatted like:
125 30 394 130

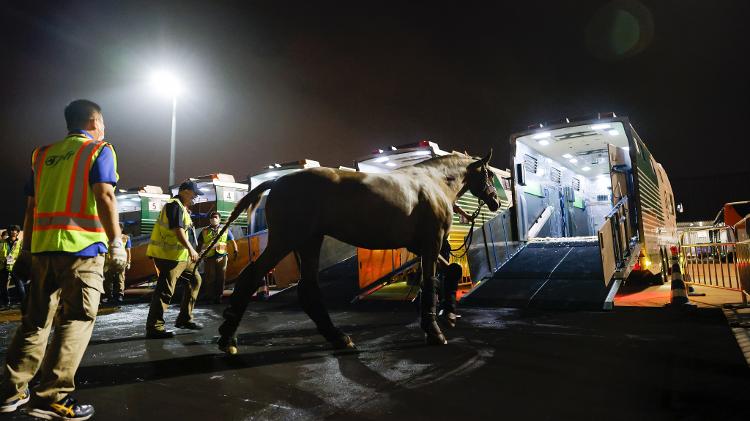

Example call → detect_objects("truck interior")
513 122 631 241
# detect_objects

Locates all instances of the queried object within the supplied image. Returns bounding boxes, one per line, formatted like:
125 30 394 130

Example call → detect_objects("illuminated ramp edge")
461 238 616 310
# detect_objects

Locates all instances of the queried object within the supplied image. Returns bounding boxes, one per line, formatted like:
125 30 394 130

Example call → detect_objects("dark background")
1 0 748 224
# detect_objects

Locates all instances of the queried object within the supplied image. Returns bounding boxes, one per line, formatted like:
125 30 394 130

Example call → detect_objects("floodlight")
150 70 184 97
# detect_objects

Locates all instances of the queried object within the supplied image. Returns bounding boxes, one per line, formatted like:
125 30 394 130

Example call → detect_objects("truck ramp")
461 237 618 310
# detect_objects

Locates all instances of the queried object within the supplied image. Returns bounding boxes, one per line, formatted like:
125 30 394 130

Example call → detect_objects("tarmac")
1 296 749 420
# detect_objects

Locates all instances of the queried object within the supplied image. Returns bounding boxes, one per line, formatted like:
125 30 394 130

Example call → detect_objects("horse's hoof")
425 332 448 346
330 335 357 350
218 335 238 355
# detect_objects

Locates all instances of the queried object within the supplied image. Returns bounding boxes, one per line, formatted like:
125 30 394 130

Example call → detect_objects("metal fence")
735 216 750 304
679 225 748 305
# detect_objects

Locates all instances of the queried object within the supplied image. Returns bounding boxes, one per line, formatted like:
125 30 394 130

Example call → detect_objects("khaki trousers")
1 254 104 405
204 255 228 301
103 265 126 298
146 258 202 331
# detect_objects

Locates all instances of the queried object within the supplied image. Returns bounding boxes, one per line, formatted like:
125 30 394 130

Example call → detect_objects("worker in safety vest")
198 211 239 304
0 225 25 309
102 222 131 305
1 99 126 420
145 180 204 338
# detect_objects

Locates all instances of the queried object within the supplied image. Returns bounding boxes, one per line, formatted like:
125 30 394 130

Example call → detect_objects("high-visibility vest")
146 198 193 261
31 135 116 253
0 239 20 271
201 226 229 258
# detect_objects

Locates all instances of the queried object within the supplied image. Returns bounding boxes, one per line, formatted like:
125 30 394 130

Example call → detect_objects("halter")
467 164 497 203
447 164 497 259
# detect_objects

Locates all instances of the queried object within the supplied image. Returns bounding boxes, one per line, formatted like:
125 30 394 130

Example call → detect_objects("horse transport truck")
462 113 678 309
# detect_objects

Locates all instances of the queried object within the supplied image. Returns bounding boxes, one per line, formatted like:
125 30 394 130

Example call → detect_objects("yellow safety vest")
0 239 21 271
201 226 229 258
31 135 116 253
146 198 193 261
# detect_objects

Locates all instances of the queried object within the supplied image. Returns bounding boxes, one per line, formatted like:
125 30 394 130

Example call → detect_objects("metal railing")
734 216 750 305
679 225 748 305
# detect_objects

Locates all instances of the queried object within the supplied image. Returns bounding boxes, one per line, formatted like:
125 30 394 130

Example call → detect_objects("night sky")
1 0 748 224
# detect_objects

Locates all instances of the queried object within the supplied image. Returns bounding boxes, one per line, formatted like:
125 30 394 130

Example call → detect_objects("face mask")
210 218 220 227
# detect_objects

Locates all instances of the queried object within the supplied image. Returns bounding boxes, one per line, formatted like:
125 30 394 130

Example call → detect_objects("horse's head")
466 150 500 212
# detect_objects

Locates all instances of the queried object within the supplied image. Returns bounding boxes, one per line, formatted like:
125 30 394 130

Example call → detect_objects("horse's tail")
195 179 275 268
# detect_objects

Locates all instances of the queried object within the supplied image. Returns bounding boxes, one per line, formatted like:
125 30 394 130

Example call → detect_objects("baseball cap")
179 180 204 195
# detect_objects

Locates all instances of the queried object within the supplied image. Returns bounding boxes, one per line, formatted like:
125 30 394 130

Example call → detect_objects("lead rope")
448 200 485 259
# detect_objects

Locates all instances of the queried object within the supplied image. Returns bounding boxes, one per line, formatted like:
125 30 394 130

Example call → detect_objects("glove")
126 262 131 271
108 238 128 271
11 250 32 280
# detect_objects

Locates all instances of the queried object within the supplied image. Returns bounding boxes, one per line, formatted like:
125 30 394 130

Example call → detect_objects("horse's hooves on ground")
218 335 239 355
424 333 448 346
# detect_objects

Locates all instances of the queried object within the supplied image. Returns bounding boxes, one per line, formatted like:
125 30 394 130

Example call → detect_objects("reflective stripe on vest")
31 136 114 253
146 198 193 261
202 226 229 257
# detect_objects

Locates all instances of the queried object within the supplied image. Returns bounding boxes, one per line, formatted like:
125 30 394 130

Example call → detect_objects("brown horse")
200 151 500 354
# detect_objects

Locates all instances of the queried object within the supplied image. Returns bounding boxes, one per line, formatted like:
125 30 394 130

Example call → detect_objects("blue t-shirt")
25 132 118 257
125 236 132 249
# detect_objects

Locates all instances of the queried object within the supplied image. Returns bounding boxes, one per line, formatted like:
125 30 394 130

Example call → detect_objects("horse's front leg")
420 244 448 345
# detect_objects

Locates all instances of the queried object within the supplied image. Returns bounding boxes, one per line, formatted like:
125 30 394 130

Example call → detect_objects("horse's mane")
413 152 477 168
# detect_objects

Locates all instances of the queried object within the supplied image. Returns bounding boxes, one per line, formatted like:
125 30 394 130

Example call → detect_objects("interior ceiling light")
569 158 578 164
590 123 611 130
537 139 550 146
562 153 573 159
385 162 397 167
582 166 591 171
607 130 619 136
532 132 551 140
374 156 389 163
414 150 431 156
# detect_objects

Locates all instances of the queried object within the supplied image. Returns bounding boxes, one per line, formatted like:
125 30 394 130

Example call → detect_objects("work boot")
175 321 203 330
0 388 29 413
439 310 457 328
321 327 357 350
28 395 94 420
145 329 175 339
218 335 238 355
114 295 125 305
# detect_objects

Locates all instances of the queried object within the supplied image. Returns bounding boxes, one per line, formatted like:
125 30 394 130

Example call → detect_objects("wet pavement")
1 300 749 420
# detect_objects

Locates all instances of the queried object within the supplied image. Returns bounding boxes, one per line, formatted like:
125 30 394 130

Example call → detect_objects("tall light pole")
169 95 177 186
151 71 184 187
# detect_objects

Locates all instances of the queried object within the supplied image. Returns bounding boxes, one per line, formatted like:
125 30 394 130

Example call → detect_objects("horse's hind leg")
218 241 290 354
297 236 355 349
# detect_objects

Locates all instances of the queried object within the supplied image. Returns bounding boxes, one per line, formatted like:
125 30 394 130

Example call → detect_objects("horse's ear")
480 149 493 165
